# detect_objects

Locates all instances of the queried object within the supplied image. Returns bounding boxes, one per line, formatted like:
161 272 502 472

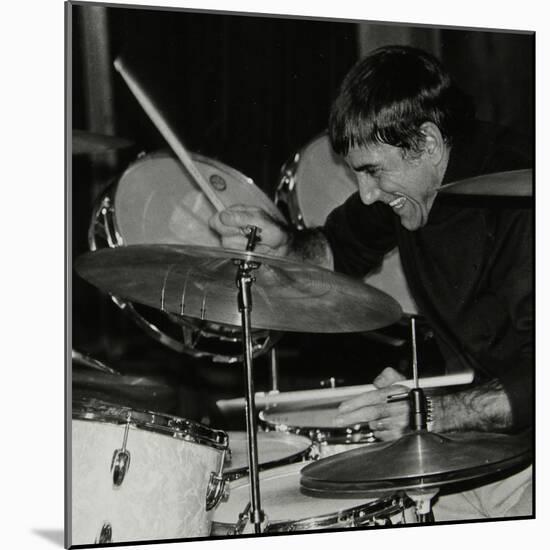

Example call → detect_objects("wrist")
429 394 458 433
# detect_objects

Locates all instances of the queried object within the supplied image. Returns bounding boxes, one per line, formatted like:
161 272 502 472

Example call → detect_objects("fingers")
338 383 409 414
209 206 265 236
335 380 411 442
335 399 409 427
209 204 290 252
373 366 407 389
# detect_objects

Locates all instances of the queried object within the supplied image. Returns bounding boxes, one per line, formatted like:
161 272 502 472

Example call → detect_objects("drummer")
209 45 532 520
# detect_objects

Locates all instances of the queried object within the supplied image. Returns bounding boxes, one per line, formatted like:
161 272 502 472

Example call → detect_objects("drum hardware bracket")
111 414 132 487
230 503 250 535
406 488 439 523
206 472 227 511
206 446 229 511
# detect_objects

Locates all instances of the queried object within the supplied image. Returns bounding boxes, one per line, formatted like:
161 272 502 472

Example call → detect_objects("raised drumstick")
114 56 226 213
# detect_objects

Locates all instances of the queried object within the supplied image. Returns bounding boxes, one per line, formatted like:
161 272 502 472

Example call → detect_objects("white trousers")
432 465 532 521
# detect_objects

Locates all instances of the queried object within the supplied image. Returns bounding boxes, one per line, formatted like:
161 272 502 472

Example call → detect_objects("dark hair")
329 45 475 156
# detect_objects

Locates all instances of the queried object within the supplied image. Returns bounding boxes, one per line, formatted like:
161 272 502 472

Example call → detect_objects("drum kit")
69 56 533 545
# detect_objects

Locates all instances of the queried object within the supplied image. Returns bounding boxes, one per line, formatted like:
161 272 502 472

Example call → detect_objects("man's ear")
419 122 446 165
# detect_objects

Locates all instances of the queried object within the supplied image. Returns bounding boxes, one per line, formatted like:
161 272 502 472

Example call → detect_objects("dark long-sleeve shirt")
323 122 533 430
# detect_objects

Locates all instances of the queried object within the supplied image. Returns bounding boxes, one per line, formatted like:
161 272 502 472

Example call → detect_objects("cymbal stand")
406 317 438 523
234 226 264 534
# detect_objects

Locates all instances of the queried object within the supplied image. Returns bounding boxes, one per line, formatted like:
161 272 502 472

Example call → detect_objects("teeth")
389 196 407 210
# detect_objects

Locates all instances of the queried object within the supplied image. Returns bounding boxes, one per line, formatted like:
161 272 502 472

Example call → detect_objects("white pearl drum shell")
71 419 224 545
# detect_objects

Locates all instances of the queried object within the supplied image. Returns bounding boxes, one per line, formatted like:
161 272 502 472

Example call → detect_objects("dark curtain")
358 23 533 138
106 6 358 193
71 4 360 423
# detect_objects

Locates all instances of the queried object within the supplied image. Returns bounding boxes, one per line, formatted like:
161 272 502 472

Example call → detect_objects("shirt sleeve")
322 192 398 278
486 208 533 430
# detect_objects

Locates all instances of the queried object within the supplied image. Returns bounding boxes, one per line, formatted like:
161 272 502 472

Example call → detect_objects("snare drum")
260 397 375 457
71 398 228 545
276 133 418 315
211 462 411 535
89 151 284 362
223 431 312 481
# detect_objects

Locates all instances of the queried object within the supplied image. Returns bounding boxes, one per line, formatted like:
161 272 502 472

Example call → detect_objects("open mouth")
389 196 407 210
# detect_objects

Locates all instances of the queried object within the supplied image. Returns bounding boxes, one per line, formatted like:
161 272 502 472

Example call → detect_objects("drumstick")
216 371 474 412
114 56 226 213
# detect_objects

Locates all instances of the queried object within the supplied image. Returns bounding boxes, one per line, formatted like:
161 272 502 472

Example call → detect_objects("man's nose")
358 177 381 205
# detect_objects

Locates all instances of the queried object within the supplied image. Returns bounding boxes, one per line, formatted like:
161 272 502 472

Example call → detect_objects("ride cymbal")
74 244 402 333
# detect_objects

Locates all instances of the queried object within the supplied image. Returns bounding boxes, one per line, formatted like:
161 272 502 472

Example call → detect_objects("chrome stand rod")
269 347 280 393
237 261 263 534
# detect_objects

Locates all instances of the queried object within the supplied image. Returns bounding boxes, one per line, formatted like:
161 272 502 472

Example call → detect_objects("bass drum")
89 151 283 363
276 133 418 315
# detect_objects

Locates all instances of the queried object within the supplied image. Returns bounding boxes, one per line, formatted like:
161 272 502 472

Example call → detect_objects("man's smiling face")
345 141 443 231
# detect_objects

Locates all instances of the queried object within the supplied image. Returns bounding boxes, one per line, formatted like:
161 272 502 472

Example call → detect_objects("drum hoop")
222 463 404 532
265 495 405 532
223 433 313 481
275 130 339 230
72 398 228 451
114 149 270 214
259 408 375 443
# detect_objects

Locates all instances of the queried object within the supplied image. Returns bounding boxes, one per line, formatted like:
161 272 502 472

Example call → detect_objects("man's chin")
399 216 423 231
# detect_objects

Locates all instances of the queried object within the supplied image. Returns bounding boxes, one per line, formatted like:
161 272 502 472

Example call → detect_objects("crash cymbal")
438 169 532 197
72 361 178 411
75 244 402 333
300 430 532 495
72 129 134 155
72 349 120 375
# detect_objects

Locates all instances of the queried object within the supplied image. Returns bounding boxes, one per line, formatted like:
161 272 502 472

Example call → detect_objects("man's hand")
209 205 291 256
336 367 411 441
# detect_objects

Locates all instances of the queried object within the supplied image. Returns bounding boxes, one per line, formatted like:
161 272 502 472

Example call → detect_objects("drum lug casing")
111 449 131 487
95 522 112 544
206 472 227 511
110 414 132 487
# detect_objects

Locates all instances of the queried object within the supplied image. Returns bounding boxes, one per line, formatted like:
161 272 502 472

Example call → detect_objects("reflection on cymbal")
72 349 120 375
72 357 177 412
72 129 134 155
438 169 532 197
300 429 532 495
75 244 402 333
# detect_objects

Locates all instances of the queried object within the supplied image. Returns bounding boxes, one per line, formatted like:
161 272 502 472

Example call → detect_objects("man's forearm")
286 228 334 270
431 379 514 433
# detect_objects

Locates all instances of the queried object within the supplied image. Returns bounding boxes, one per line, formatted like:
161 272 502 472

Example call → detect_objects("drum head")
114 151 283 246
294 134 357 228
224 431 311 477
